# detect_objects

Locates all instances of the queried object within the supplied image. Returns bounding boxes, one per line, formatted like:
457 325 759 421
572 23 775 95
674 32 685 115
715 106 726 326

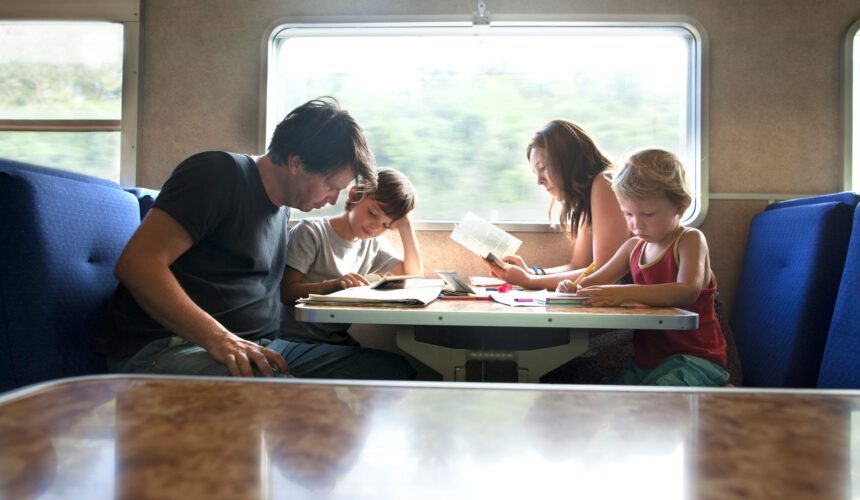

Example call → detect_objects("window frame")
260 15 709 231
0 0 140 185
845 18 860 192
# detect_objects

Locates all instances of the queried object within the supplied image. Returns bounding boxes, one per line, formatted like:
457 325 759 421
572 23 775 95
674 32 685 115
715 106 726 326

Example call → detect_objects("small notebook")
435 270 477 295
544 292 587 305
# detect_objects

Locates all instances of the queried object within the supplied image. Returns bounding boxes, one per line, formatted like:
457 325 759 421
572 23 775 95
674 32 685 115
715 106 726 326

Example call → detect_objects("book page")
450 212 522 259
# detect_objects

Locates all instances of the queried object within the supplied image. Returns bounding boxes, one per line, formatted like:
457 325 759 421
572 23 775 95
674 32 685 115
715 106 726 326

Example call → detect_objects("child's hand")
556 280 575 293
391 213 413 232
331 273 370 291
501 254 528 271
577 285 626 307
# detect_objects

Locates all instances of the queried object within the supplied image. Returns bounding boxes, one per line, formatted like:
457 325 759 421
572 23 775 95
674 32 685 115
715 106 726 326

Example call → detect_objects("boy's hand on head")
391 213 413 232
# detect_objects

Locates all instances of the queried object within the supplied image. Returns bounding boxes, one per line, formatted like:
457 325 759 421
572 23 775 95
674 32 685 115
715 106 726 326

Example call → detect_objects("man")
98 97 415 379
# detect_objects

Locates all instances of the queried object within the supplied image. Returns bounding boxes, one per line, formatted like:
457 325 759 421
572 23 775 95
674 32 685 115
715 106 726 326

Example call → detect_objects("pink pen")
514 298 534 302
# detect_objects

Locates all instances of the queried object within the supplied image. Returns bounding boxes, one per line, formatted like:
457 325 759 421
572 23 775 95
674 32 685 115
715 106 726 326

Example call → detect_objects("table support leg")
395 326 469 381
514 329 589 382
396 326 590 383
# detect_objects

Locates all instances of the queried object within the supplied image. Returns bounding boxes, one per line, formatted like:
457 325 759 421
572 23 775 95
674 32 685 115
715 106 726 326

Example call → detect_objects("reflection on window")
0 22 123 181
268 24 701 224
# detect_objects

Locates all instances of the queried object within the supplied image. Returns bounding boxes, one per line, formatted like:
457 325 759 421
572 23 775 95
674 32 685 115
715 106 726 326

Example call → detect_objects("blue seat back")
0 159 140 392
817 204 860 388
124 187 160 220
731 200 855 387
766 192 860 211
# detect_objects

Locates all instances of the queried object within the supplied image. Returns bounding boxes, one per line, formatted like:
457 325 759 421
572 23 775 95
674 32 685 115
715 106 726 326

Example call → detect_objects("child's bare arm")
387 214 423 276
579 230 709 307
557 238 636 292
280 266 369 303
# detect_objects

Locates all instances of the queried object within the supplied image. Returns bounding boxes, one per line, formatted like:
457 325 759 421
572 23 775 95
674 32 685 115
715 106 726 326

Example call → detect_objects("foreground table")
0 376 853 499
297 300 698 382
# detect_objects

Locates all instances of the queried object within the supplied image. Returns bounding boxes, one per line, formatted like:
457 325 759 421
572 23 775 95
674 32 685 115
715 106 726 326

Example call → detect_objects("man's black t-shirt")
101 151 289 358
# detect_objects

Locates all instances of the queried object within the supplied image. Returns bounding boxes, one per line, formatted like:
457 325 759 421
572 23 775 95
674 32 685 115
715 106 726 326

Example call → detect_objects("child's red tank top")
629 229 727 369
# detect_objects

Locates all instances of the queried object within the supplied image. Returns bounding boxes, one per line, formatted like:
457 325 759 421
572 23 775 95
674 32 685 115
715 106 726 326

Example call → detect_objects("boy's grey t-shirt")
281 217 401 343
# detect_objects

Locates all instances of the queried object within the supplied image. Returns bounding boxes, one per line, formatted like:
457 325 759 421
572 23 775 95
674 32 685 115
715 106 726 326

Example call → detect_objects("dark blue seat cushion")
0 157 120 188
766 192 860 211
0 167 140 391
124 187 160 220
731 201 854 387
817 204 860 388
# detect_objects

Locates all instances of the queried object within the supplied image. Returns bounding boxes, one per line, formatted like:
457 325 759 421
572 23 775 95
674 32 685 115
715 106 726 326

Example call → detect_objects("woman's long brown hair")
527 120 613 237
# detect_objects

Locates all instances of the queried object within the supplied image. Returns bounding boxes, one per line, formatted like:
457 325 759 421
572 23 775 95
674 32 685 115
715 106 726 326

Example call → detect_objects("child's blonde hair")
612 149 692 209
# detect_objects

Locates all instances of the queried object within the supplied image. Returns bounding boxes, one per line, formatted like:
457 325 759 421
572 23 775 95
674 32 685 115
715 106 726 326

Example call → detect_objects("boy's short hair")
267 96 376 190
612 149 692 209
347 168 416 221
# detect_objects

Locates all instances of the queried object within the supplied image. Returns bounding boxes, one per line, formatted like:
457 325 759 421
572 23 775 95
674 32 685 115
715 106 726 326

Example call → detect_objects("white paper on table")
488 290 548 307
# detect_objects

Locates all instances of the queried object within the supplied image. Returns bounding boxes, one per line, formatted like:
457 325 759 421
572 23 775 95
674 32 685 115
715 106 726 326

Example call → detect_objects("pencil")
570 262 596 289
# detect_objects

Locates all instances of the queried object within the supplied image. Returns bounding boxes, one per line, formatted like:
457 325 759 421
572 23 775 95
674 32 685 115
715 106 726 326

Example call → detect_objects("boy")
280 168 422 346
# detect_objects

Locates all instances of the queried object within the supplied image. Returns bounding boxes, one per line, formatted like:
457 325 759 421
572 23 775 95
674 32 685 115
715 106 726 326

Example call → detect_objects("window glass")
0 22 123 181
0 131 120 179
269 25 699 224
854 30 859 192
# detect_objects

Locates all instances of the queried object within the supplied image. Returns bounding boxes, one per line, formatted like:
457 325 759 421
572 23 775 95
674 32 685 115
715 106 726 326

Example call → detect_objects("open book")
297 285 442 307
450 212 522 263
367 273 424 290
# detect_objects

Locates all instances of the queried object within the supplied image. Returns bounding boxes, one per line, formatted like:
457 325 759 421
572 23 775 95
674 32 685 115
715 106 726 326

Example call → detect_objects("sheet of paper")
489 290 548 307
450 212 522 260
298 286 442 306
469 276 507 287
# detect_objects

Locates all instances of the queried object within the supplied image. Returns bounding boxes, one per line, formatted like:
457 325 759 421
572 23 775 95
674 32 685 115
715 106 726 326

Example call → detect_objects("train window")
0 22 124 182
850 21 860 192
266 22 704 228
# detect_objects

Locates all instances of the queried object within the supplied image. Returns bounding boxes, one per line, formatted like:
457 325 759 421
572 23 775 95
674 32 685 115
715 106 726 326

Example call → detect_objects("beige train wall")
6 0 856 319
132 0 859 317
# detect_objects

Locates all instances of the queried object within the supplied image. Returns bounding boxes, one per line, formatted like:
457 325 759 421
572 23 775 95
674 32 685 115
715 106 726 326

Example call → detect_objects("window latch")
473 1 490 26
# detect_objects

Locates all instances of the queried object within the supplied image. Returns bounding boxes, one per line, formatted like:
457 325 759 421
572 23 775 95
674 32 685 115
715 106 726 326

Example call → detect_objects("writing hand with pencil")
555 262 596 293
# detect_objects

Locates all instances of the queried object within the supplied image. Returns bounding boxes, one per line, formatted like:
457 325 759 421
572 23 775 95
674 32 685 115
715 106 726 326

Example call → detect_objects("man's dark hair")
268 97 376 189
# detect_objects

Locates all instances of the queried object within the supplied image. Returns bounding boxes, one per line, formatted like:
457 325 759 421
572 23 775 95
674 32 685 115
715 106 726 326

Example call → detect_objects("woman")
484 120 629 290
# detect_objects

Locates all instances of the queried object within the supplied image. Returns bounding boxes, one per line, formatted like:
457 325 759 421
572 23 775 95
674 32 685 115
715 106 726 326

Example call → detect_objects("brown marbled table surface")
0 375 855 499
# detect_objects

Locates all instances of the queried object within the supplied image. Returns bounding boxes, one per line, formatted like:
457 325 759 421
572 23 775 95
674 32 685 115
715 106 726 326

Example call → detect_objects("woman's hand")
481 258 533 287
556 280 575 293
501 254 529 271
576 285 628 307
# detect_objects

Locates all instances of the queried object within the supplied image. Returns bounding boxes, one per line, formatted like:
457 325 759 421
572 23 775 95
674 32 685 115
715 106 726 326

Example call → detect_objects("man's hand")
207 334 289 377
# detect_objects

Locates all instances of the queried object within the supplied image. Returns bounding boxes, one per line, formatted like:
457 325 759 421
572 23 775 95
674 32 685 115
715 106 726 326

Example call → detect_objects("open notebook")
297 285 442 307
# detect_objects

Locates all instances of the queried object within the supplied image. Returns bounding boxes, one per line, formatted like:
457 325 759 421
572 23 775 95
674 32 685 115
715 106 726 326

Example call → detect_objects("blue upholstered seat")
817 204 860 388
124 187 160 219
731 198 856 387
765 192 860 211
0 159 141 392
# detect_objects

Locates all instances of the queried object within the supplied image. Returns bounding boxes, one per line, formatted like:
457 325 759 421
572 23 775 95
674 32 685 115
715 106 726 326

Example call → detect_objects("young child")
558 149 728 386
280 168 422 345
